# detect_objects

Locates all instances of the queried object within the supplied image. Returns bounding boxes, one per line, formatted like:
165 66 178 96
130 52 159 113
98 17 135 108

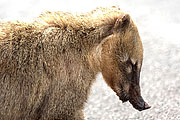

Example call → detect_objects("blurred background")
0 0 180 119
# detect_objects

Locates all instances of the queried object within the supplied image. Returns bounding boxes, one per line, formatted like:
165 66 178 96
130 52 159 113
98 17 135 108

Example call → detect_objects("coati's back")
0 21 95 119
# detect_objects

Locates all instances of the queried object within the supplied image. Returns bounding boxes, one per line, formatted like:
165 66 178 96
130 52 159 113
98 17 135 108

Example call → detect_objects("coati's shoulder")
34 6 126 30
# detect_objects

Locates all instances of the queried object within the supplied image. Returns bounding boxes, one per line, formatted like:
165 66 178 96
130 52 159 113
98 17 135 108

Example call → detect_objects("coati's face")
101 14 150 111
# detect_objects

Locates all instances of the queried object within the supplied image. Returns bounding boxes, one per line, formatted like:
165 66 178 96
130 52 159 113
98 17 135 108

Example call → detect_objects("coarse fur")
0 6 144 120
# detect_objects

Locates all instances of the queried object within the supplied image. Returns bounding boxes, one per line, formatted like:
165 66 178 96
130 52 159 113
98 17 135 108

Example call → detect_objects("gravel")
0 0 180 120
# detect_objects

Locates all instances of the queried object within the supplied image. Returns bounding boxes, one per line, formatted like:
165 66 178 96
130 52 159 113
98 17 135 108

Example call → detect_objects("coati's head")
100 14 150 111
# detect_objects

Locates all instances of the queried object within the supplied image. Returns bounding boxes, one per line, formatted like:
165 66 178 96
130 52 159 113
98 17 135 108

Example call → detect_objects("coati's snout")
128 84 151 111
129 95 151 111
115 73 151 111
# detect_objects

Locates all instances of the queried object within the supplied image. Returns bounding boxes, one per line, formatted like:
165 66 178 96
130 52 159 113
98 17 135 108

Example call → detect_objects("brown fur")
0 6 144 120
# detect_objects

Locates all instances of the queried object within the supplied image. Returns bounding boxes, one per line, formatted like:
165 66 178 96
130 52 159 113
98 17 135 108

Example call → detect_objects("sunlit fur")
0 6 143 119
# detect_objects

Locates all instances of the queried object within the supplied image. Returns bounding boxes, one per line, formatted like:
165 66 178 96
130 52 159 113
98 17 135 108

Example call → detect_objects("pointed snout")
129 96 151 111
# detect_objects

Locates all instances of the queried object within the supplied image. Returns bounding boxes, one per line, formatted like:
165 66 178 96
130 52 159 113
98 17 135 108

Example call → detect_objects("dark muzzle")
129 96 151 111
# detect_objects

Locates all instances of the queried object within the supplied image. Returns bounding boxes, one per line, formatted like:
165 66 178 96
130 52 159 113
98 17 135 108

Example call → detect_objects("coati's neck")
87 43 102 73
87 34 118 73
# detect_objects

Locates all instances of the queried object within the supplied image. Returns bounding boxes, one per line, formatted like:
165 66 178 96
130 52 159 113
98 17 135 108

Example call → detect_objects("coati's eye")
126 59 137 81
126 64 132 73
126 58 134 73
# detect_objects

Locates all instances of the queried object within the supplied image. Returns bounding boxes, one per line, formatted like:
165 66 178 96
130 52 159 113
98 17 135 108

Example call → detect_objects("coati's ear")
100 14 130 38
113 14 131 32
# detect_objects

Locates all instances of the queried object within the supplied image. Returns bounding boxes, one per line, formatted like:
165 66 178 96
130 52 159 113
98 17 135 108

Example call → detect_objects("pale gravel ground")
0 0 180 120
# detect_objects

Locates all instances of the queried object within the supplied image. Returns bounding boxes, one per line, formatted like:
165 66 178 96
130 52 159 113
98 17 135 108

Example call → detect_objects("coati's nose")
129 96 151 111
144 102 151 110
136 101 151 111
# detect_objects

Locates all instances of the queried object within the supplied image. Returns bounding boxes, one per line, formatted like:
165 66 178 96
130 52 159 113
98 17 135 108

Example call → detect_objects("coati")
0 6 150 120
